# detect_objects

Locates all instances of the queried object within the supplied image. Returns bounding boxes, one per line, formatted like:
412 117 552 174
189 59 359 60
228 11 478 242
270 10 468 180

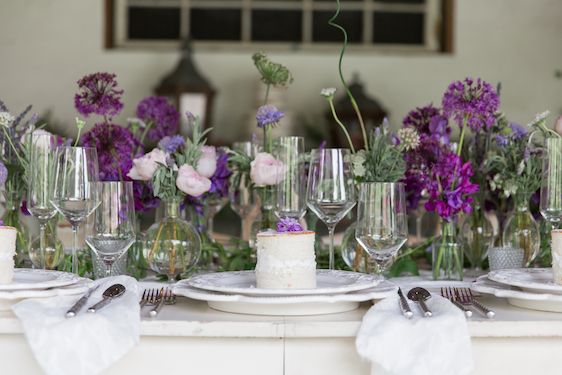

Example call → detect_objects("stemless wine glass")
275 136 306 220
27 133 59 269
51 146 100 274
86 181 135 277
540 137 562 229
355 182 408 275
307 148 356 270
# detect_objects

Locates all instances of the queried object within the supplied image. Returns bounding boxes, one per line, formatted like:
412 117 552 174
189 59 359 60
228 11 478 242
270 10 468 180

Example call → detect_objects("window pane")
190 8 242 41
312 11 362 43
128 7 180 40
251 10 302 42
373 12 424 44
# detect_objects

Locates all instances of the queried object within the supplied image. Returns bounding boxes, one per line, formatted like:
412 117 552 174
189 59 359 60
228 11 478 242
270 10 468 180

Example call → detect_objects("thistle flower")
397 128 420 151
321 88 336 99
256 105 284 128
74 72 124 119
136 96 179 142
0 112 14 127
158 135 185 154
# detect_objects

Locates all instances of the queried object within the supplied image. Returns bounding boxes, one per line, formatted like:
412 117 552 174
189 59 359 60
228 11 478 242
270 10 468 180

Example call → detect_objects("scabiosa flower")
80 122 142 181
256 105 284 128
0 161 7 185
397 128 420 151
277 217 303 233
495 134 509 147
509 123 527 140
442 77 499 133
136 96 179 142
158 135 185 154
74 72 124 119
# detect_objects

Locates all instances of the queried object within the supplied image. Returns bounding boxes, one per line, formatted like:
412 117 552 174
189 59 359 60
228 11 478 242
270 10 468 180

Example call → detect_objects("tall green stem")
329 99 355 153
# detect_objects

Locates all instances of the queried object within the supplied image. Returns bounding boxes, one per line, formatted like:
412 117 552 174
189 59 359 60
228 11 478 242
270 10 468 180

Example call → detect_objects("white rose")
127 148 167 181
196 146 217 178
250 152 285 186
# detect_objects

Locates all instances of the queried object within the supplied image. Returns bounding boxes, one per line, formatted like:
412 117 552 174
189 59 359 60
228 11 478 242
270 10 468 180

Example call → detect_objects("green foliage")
60 250 94 278
227 149 253 194
152 164 178 201
252 52 293 88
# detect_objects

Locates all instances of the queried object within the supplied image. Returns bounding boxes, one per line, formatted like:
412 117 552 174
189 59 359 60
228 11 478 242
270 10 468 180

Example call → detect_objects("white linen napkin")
356 294 473 375
12 275 140 375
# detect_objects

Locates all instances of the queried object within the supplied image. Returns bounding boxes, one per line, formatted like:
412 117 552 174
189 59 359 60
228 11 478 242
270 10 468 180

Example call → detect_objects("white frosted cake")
0 226 17 284
255 230 317 289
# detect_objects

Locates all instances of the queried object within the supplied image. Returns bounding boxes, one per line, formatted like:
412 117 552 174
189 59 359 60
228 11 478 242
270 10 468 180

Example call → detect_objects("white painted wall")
0 0 561 142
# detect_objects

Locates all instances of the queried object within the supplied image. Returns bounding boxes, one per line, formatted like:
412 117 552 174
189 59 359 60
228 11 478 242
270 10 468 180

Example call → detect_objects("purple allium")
424 152 479 221
74 72 124 119
442 77 500 133
136 96 179 142
277 217 303 233
158 135 185 154
403 104 441 134
256 105 284 128
0 162 7 185
80 122 142 181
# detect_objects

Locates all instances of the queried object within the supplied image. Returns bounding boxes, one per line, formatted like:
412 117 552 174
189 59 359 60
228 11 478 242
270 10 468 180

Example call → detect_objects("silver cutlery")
66 285 100 318
407 287 433 317
455 287 495 319
87 284 126 313
441 287 472 318
139 288 159 308
149 288 175 318
397 288 413 319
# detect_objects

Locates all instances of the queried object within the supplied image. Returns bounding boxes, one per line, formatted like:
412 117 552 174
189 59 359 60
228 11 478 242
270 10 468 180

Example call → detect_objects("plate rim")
472 275 562 301
0 268 81 291
487 268 562 294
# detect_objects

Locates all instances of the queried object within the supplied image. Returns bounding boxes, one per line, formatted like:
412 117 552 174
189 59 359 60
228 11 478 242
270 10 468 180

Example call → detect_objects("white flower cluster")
489 174 518 198
397 128 420 151
351 150 367 177
0 112 15 127
320 87 337 99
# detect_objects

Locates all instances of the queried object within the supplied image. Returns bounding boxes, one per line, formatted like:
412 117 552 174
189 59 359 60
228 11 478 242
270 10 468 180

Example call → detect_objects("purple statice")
208 149 231 197
0 162 7 185
80 123 142 181
277 218 303 233
158 135 185 154
136 96 179 142
74 72 124 119
424 152 479 221
256 105 284 128
442 77 500 133
403 104 441 134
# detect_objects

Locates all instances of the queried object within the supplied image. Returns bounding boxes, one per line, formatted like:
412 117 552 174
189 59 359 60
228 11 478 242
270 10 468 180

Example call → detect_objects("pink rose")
250 152 285 186
196 146 217 178
555 116 562 136
127 149 167 181
176 164 211 197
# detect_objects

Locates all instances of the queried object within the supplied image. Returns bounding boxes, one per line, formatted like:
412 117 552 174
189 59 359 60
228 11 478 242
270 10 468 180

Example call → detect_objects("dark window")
313 11 363 43
373 12 424 44
128 7 180 40
251 10 302 42
190 9 242 41
377 0 426 3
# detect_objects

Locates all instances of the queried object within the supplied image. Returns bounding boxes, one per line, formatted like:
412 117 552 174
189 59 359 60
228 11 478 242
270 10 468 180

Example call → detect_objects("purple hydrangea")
442 77 500 133
277 218 303 233
0 162 7 185
158 135 185 153
136 96 179 142
256 105 284 128
74 72 124 119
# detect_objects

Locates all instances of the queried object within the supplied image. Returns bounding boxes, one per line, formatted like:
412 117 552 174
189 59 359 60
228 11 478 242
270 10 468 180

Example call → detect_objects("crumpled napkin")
356 294 473 375
12 275 140 375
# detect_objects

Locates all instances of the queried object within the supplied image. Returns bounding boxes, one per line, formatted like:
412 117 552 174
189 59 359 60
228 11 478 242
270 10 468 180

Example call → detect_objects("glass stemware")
355 182 408 275
27 133 58 269
307 148 356 270
86 181 135 277
51 146 100 274
540 137 562 229
275 136 306 220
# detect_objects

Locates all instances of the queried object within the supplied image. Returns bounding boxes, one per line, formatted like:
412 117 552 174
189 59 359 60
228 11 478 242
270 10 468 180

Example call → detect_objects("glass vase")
502 192 540 266
2 190 29 267
460 204 495 271
341 223 374 273
143 198 201 281
432 220 463 280
28 218 63 270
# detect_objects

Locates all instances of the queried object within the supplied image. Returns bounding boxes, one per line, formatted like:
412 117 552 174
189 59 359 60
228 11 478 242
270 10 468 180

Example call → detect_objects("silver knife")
66 285 100 318
397 288 414 319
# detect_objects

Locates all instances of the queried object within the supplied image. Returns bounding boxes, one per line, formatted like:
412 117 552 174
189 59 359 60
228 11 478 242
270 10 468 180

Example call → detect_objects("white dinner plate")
0 268 81 291
187 270 383 297
174 279 397 316
487 268 562 295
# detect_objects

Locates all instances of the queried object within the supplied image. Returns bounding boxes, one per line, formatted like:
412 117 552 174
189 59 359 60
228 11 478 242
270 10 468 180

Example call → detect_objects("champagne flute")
275 136 306 220
27 133 58 269
86 181 135 277
540 138 562 229
51 146 100 274
307 148 356 270
355 182 408 275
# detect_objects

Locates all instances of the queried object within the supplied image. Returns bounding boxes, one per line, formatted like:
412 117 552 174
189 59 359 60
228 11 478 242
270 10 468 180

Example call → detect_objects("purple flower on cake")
176 165 211 197
196 146 217 178
74 72 124 119
127 148 167 181
256 105 284 128
250 152 284 186
158 135 185 154
136 96 179 142
277 218 303 233
442 77 499 133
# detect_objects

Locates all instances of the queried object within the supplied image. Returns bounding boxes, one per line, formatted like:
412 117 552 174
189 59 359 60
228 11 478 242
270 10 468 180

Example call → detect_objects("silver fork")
455 287 495 319
149 288 175 317
441 287 472 318
139 288 159 308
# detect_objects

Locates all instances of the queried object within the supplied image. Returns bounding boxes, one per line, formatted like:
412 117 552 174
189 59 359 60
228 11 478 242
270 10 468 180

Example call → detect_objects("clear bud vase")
460 204 495 271
502 191 540 266
432 220 463 280
143 198 201 281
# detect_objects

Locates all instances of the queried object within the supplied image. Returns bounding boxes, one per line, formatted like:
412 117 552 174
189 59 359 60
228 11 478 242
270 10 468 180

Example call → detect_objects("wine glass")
27 133 58 269
540 137 562 229
275 136 306 220
355 182 408 275
307 148 356 270
86 181 135 277
51 146 100 274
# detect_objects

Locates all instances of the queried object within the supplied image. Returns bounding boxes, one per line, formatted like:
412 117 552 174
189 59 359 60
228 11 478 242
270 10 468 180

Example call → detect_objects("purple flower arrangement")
136 96 179 142
74 72 124 119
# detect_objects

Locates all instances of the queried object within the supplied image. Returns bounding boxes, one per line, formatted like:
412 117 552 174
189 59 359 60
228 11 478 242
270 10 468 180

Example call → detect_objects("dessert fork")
139 288 159 308
455 287 495 319
149 288 176 318
440 287 472 318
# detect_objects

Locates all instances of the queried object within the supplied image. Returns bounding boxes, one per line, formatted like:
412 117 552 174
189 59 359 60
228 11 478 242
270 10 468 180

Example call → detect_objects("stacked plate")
0 269 90 311
173 270 397 316
472 268 562 313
